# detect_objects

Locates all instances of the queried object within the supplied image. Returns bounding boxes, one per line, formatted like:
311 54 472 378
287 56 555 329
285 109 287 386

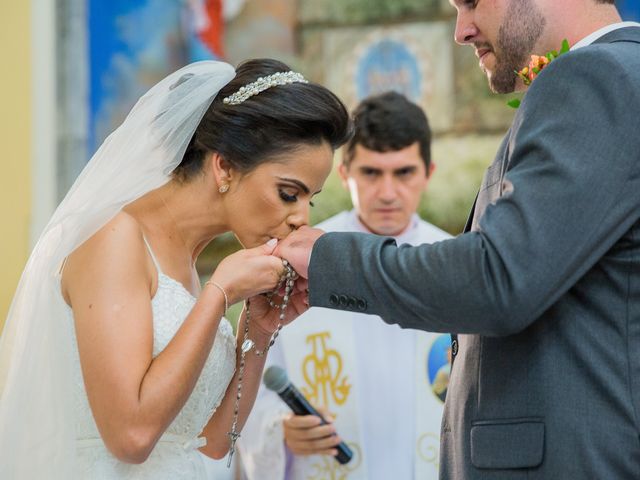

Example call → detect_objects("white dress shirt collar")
572 21 640 50
349 210 420 244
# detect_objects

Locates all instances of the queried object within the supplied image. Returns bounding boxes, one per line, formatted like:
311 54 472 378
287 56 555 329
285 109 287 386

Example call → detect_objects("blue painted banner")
618 0 640 21
355 38 421 103
87 0 217 154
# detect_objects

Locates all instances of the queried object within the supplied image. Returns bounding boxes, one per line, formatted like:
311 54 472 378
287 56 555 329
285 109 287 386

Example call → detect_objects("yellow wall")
0 3 31 326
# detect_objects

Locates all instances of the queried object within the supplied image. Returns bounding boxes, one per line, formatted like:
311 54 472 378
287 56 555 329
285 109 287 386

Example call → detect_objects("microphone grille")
263 365 289 393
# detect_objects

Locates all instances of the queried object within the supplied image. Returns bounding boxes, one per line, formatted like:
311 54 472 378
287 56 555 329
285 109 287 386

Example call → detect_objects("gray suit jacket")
308 28 640 479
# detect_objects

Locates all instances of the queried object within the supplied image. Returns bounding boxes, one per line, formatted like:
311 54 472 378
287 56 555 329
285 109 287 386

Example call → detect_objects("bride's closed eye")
278 188 315 207
279 188 298 203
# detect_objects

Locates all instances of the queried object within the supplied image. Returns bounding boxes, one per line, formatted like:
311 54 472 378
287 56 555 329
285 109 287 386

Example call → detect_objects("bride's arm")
197 314 272 460
63 213 226 464
198 285 309 460
63 213 281 464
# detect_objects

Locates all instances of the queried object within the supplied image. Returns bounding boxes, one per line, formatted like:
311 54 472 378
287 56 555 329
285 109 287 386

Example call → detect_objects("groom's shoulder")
547 36 640 83
523 41 640 108
582 36 640 70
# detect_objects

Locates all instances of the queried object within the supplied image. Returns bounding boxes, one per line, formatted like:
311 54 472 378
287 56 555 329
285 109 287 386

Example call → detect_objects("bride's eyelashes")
279 188 298 203
278 188 315 207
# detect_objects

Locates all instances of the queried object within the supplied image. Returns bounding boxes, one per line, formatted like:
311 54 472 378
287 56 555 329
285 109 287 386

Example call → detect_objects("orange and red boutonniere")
507 39 570 109
517 54 551 86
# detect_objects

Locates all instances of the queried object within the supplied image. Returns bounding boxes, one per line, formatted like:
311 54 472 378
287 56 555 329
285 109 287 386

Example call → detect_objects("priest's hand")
274 226 325 279
282 406 342 457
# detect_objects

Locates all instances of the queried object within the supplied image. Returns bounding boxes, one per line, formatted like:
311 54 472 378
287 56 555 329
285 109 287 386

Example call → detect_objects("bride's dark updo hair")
173 59 352 181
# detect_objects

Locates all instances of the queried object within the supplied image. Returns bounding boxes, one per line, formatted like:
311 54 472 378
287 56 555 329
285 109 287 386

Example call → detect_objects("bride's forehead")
248 157 329 189
255 159 329 180
260 144 332 169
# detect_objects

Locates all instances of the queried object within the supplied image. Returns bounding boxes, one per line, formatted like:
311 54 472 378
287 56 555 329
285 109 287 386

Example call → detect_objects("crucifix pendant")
226 430 241 468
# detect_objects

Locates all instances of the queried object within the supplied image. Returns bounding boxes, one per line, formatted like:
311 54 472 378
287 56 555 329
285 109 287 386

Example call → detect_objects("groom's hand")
274 226 325 279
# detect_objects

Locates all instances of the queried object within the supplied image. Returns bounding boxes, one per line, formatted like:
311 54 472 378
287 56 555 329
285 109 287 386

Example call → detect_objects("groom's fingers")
287 292 309 317
293 277 308 294
273 226 325 279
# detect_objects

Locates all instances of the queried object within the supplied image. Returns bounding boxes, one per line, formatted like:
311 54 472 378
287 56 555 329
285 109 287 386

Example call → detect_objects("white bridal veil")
0 61 235 478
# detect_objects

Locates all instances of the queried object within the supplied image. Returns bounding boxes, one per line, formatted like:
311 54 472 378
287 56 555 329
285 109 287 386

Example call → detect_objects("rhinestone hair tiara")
222 71 308 105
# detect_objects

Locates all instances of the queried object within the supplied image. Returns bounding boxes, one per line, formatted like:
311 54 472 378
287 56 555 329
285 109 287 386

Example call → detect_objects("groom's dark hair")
173 59 352 181
343 91 431 173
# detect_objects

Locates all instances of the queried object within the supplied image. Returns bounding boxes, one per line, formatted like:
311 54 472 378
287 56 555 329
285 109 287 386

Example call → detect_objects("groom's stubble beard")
486 0 547 94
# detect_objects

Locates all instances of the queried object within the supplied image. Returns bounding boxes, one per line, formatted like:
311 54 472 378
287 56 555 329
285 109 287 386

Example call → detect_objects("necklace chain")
226 259 297 467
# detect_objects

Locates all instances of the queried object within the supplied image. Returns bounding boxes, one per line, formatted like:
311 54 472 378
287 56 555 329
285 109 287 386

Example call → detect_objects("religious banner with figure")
415 333 453 477
320 21 454 133
281 310 450 479
281 310 369 480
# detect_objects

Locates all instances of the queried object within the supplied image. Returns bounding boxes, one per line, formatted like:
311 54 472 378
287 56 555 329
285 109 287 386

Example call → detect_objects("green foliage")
309 167 351 225
507 98 521 109
422 136 494 233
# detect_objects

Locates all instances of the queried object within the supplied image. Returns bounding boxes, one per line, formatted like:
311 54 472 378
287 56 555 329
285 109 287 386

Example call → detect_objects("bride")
0 59 351 478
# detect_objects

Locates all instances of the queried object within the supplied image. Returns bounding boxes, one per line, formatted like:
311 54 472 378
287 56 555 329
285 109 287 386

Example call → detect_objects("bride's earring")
218 170 231 193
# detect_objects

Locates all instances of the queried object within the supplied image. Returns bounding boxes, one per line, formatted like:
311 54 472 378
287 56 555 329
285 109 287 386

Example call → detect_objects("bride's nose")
287 205 309 231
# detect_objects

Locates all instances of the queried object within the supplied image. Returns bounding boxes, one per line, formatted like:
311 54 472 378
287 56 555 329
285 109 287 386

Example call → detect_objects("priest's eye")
279 189 298 203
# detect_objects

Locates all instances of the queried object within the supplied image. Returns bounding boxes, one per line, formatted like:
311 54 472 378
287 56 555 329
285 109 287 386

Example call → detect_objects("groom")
277 0 640 478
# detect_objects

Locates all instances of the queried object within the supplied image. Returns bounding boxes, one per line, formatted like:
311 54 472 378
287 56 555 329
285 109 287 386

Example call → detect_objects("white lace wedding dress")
68 242 237 479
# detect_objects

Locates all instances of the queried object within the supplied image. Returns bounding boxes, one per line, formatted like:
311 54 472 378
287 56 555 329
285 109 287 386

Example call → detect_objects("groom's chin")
488 76 518 95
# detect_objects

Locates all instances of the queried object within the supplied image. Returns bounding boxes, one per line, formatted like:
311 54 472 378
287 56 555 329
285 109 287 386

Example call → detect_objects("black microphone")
263 365 353 465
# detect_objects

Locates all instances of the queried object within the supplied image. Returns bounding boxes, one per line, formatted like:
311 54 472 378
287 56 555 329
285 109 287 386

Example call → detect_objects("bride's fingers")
252 238 278 256
266 256 287 291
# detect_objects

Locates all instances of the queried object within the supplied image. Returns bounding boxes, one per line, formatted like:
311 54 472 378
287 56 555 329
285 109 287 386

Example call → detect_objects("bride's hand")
246 277 309 336
208 239 284 305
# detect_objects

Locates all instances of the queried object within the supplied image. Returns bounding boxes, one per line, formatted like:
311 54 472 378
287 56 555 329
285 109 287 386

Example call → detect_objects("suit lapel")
450 129 512 367
463 195 477 234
